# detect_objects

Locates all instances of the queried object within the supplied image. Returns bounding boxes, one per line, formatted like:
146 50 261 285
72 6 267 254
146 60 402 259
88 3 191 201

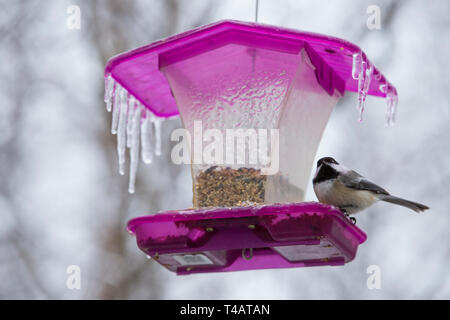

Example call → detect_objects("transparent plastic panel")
162 45 339 207
266 49 340 203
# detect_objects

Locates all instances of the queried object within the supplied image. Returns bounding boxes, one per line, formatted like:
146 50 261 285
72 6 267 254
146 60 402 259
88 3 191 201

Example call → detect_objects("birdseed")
194 167 266 207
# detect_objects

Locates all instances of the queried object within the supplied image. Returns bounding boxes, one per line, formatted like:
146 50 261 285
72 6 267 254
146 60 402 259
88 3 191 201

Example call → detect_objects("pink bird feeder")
104 20 397 274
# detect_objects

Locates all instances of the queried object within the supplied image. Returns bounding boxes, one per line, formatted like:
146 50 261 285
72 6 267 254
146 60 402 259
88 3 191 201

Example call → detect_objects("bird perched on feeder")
313 157 429 216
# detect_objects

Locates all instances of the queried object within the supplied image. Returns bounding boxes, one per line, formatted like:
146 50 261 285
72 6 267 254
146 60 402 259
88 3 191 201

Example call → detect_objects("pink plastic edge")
104 20 396 118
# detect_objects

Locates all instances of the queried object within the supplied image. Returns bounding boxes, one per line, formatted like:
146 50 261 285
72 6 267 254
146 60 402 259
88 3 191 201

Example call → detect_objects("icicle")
356 61 366 121
128 103 141 194
356 61 373 122
391 91 398 124
385 86 398 126
153 117 163 156
103 80 170 193
106 82 114 113
352 52 362 80
116 89 129 175
126 96 136 148
104 76 110 102
104 75 114 112
140 110 154 164
111 85 122 134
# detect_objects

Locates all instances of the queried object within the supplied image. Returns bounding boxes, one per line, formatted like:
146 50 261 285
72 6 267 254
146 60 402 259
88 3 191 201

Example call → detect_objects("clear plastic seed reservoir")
160 44 340 207
104 21 397 274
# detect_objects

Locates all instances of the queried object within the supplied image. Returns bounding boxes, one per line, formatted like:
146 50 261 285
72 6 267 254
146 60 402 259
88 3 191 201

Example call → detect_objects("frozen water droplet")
391 95 398 123
153 117 163 156
356 61 373 122
141 110 154 164
352 52 362 80
117 89 128 175
128 104 141 194
363 64 373 92
104 76 109 102
104 83 169 193
356 61 366 121
385 86 398 126
104 75 115 112
111 85 122 134
106 86 114 113
127 96 136 149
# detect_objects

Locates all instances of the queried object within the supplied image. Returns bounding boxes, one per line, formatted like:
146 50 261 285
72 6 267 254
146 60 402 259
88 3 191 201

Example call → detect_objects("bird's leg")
339 206 357 225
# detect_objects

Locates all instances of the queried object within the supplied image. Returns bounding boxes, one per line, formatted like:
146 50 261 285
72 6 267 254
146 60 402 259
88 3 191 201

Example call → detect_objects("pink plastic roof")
105 20 394 118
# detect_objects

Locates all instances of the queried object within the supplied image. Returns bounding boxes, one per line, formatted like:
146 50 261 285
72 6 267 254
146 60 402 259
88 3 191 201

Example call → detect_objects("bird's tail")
380 195 429 213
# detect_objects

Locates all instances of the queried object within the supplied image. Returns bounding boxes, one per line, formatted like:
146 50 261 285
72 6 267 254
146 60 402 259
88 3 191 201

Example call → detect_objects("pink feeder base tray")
127 202 366 275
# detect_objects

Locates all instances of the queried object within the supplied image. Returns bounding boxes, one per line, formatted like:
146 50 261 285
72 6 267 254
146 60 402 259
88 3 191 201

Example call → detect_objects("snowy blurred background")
0 0 449 299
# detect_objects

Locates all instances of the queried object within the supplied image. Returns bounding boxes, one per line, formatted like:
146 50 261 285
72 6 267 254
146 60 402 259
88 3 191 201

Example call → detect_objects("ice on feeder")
153 117 163 157
360 63 373 121
128 102 141 194
126 96 135 148
352 52 362 80
140 110 154 164
111 84 122 134
379 83 398 126
104 75 114 112
385 86 398 126
117 88 128 175
354 54 373 122
104 75 167 193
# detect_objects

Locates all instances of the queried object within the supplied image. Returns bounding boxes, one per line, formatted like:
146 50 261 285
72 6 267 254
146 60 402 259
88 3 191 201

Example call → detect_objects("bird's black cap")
316 157 339 167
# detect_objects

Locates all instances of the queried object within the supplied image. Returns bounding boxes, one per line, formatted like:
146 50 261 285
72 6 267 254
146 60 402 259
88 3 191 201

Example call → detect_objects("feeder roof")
105 20 395 118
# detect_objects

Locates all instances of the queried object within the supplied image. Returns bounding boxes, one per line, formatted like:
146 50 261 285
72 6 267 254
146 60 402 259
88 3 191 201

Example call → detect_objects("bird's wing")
338 170 390 195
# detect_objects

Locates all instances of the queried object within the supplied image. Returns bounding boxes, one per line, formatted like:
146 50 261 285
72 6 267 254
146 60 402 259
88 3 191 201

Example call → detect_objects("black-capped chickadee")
313 157 429 215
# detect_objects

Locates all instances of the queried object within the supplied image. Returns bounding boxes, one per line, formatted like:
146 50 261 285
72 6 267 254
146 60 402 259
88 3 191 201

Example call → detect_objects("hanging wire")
251 0 259 74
